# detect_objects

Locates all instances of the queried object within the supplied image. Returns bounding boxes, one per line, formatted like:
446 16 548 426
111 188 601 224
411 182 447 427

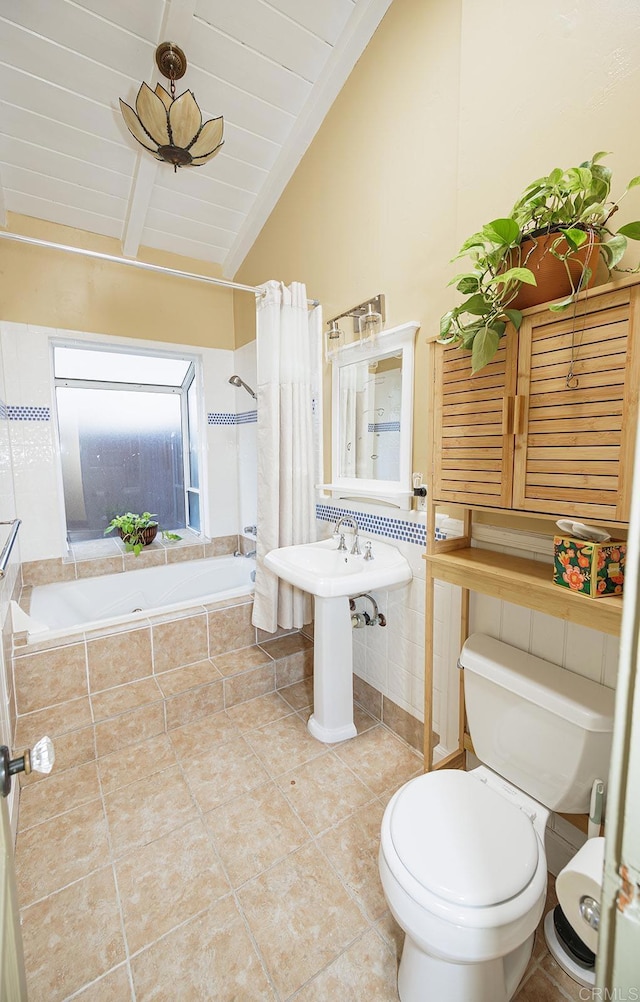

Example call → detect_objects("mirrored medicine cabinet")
321 321 419 509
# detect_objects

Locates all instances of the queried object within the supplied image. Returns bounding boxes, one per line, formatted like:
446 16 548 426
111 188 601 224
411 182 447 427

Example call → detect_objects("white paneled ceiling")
0 0 393 276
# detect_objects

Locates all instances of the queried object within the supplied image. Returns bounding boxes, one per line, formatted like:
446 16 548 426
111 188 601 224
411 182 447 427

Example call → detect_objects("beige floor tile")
354 702 379 735
225 691 293 732
204 781 309 887
103 765 198 857
335 726 422 797
91 677 162 721
513 967 569 1001
238 842 366 998
131 896 276 1001
276 751 375 835
16 798 110 905
14 695 92 745
70 964 134 1001
95 701 165 758
168 710 239 759
540 952 586 1000
294 927 398 1001
97 733 178 795
259 632 313 660
279 676 314 711
244 712 328 777
21 867 126 1002
164 678 225 730
180 734 270 812
213 643 274 677
155 659 222 696
18 759 100 830
116 819 230 954
319 800 388 921
224 662 276 707
375 910 405 960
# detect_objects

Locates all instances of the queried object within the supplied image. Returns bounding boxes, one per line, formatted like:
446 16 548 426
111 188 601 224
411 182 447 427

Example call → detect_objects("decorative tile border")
316 502 434 547
208 411 258 426
236 410 258 425
367 421 401 433
7 405 50 421
0 399 7 420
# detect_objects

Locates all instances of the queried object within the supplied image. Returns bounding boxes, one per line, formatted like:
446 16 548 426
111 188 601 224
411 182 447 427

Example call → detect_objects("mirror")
328 322 418 507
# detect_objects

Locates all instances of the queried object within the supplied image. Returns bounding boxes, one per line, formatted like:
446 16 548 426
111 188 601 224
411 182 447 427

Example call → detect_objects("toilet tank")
460 634 616 813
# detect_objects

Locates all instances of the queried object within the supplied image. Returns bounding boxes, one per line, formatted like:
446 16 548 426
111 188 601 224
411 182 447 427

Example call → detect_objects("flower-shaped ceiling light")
119 42 224 171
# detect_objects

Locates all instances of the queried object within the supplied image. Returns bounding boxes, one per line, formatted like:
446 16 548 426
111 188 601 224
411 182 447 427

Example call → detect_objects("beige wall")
0 214 235 350
235 0 640 480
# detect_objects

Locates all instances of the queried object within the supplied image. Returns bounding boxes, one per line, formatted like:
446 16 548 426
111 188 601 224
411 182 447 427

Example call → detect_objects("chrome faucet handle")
363 541 374 561
350 535 362 556
337 533 348 552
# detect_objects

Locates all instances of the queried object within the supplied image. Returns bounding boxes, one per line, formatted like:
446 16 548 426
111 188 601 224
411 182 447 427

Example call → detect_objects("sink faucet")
333 516 361 556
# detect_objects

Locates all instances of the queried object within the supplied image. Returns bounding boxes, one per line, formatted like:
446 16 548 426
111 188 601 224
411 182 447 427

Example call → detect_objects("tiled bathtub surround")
12 598 315 783
20 530 240 588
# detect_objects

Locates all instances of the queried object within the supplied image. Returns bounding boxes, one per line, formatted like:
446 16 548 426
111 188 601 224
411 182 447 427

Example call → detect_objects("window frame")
51 339 206 542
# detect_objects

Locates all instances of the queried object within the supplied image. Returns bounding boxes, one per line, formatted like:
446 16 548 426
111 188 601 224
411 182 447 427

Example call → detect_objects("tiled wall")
0 322 261 563
13 597 313 786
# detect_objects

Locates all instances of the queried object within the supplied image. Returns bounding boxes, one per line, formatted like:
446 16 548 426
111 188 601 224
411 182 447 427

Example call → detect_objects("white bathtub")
25 555 256 641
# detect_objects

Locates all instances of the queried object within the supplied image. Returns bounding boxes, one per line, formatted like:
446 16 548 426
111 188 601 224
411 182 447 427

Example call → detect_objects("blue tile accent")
7 405 50 421
0 399 7 420
208 412 235 425
367 421 401 433
236 409 257 425
208 411 258 426
316 503 441 548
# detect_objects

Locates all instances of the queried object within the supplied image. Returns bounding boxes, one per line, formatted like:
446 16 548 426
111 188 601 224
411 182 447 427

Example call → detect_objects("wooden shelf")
426 546 623 636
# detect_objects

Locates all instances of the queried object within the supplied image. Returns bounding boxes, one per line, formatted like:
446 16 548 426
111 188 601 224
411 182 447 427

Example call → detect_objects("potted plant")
440 152 640 372
104 512 181 555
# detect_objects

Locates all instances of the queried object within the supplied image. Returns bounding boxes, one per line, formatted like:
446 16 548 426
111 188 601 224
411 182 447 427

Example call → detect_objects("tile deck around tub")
15 691 574 1002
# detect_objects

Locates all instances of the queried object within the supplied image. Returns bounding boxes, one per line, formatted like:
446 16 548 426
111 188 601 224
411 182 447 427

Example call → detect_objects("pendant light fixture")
119 42 224 171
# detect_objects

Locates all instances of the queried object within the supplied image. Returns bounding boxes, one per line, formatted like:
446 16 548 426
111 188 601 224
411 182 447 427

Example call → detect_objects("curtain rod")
0 230 319 306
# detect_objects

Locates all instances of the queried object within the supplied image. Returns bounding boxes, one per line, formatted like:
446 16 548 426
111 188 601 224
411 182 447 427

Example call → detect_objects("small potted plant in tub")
104 512 181 556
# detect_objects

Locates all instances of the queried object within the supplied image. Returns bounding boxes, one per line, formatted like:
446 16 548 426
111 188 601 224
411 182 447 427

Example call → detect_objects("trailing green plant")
104 511 181 555
440 153 640 372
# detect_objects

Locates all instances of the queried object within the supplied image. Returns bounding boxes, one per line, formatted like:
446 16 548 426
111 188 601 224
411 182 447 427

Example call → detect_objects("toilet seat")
386 770 540 911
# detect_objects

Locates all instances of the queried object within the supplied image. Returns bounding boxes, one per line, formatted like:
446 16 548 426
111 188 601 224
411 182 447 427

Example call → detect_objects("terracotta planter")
506 230 600 311
118 524 158 547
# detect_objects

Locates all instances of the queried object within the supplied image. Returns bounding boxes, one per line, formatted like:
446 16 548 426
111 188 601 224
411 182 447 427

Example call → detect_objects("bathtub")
24 555 256 641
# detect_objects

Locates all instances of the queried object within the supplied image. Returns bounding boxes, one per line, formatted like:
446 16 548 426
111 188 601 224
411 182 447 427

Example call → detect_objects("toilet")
379 633 616 1002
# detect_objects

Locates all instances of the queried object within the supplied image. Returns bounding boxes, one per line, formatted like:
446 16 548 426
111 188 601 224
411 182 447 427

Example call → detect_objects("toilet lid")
388 771 539 908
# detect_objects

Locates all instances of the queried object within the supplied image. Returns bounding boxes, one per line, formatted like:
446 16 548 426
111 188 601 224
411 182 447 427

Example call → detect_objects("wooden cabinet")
432 280 640 524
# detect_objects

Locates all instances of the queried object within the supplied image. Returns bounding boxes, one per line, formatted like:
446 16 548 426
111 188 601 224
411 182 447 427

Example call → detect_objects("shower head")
228 374 257 400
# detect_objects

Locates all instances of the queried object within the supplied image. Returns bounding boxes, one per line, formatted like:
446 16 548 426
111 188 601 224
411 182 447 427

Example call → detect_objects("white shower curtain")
252 280 322 633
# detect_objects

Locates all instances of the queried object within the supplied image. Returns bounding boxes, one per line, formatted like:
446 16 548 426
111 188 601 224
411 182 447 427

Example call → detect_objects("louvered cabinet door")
432 336 518 507
512 285 640 522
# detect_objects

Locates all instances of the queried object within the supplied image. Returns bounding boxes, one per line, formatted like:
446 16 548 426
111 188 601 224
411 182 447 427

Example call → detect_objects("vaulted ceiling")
0 0 392 276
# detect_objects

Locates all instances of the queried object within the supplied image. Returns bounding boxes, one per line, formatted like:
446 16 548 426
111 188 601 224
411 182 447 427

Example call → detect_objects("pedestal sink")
265 537 412 743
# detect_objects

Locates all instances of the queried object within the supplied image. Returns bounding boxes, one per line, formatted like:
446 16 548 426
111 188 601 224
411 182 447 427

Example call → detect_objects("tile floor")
15 678 580 1001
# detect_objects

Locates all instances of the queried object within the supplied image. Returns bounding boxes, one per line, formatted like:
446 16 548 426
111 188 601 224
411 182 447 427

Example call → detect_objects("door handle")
0 736 55 797
514 395 527 437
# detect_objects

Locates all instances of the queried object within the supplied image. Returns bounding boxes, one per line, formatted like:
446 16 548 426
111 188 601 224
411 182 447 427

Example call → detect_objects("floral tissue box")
553 536 626 598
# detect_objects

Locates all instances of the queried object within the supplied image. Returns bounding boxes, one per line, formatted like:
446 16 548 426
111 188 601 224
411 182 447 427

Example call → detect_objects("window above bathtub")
52 342 202 543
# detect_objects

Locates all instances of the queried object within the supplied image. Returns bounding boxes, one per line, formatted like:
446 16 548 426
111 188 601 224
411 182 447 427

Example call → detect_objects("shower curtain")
252 280 322 633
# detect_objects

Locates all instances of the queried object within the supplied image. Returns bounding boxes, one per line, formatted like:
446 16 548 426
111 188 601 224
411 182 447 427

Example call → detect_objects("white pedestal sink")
265 537 412 743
